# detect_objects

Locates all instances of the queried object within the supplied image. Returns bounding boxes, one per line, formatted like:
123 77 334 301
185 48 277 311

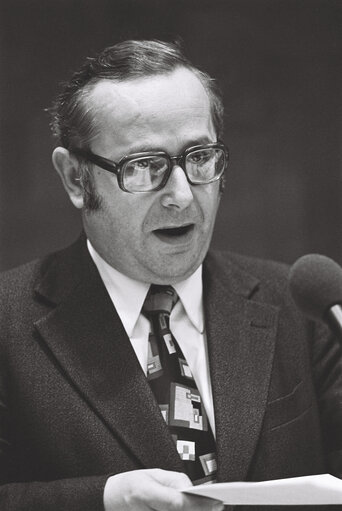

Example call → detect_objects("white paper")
183 474 342 505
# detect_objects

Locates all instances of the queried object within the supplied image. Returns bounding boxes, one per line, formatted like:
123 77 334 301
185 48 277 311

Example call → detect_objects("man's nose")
160 164 194 210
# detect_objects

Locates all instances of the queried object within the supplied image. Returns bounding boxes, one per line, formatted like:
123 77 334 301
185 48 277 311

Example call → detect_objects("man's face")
82 67 221 284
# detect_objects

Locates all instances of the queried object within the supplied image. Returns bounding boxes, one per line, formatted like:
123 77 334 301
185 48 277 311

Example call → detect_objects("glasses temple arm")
71 148 119 175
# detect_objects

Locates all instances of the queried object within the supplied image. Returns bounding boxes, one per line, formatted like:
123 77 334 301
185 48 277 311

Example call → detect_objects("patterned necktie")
142 284 217 485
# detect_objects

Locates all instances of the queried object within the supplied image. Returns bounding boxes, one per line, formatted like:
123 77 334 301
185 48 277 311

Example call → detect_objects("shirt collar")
173 266 204 333
87 240 204 335
87 240 149 337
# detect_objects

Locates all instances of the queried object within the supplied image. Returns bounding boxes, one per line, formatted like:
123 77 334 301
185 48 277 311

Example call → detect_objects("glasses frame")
72 141 228 193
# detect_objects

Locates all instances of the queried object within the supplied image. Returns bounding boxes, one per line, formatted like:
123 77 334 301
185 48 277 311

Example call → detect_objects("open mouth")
157 225 193 236
153 224 195 243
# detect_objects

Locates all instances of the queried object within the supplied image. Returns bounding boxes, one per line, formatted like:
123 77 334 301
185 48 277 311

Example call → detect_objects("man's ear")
52 147 84 209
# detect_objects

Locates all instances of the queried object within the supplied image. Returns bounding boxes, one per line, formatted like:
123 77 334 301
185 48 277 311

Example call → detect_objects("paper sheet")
183 474 342 505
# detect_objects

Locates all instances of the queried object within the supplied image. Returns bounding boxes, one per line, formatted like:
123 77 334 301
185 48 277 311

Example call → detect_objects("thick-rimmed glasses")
72 142 228 193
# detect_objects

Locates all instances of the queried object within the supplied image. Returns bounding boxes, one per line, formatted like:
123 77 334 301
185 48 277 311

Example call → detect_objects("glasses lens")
185 147 226 183
122 155 169 192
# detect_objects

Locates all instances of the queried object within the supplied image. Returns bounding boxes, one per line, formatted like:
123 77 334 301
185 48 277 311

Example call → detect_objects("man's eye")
134 159 151 169
132 158 166 175
188 151 211 164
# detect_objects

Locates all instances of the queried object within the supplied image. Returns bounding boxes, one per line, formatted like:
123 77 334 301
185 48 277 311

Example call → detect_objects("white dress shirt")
87 240 216 435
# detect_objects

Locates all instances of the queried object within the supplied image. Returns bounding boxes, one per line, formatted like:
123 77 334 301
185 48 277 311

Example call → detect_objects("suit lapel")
204 252 278 482
34 237 183 473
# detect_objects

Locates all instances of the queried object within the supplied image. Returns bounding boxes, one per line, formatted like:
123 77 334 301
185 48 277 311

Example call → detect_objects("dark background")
1 0 341 271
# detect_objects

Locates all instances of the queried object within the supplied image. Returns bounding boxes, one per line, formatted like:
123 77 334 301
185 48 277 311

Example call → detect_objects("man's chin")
144 255 203 285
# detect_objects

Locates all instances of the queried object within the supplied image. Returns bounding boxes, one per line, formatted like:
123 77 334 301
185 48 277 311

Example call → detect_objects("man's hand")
103 468 224 510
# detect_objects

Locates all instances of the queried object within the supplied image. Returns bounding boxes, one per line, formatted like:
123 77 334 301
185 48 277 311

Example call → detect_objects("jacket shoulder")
207 249 291 304
0 258 44 300
209 249 289 278
0 238 83 308
226 251 289 279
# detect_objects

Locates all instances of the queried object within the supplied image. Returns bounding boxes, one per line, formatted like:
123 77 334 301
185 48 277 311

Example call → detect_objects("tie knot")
143 285 178 317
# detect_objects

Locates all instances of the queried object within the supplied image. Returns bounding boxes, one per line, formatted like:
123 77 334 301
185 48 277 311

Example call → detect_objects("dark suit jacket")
1 236 342 511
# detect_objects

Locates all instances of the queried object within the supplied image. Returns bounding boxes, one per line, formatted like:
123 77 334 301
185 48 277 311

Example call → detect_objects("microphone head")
289 254 342 320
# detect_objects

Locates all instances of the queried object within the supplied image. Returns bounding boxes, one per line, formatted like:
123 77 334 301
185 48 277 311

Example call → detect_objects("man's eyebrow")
124 144 160 154
123 137 215 156
178 138 215 152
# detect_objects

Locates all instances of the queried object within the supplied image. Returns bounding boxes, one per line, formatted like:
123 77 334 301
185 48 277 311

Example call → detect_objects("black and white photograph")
0 1 341 509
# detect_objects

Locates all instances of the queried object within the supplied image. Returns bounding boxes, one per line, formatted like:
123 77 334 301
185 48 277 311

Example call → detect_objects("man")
0 40 342 511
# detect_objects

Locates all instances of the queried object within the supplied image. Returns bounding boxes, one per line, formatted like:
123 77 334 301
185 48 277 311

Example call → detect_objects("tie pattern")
143 285 217 485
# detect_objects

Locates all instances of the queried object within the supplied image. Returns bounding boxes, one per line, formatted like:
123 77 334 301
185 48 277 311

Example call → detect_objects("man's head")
51 40 227 284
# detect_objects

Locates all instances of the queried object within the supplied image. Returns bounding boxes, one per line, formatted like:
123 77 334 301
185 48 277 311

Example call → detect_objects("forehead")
85 67 214 153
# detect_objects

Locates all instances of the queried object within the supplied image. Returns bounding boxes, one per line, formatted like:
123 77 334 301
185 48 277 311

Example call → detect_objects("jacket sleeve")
0 338 109 511
311 321 342 477
0 383 108 511
0 477 108 511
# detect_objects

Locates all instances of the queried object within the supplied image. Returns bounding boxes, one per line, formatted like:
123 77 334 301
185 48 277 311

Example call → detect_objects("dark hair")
49 39 224 149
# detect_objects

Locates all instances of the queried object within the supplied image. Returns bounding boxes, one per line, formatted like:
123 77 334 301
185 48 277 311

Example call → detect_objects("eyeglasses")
72 142 228 193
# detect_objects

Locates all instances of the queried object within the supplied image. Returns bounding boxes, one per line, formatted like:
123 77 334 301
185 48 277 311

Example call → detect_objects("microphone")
289 254 342 338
